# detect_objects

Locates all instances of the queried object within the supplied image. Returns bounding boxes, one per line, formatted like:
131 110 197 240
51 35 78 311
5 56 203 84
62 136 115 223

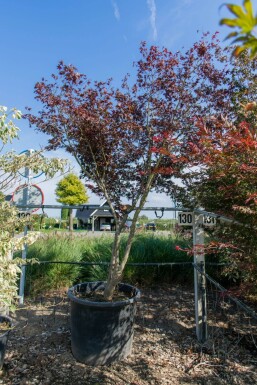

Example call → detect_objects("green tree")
55 173 89 231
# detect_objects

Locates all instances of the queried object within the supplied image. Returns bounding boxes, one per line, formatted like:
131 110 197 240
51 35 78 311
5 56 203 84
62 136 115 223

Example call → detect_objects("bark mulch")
1 285 256 385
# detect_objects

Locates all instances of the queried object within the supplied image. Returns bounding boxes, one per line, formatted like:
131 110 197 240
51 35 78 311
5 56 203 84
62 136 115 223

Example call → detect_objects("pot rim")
67 281 140 308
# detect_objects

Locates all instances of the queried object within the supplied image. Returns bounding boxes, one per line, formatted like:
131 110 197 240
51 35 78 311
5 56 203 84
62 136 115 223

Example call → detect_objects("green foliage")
79 236 113 282
0 107 38 312
55 173 89 205
61 208 69 220
138 215 148 221
55 173 89 232
21 233 191 294
0 106 21 144
122 233 191 285
179 52 257 297
23 235 84 294
220 0 257 57
154 219 177 231
0 106 68 312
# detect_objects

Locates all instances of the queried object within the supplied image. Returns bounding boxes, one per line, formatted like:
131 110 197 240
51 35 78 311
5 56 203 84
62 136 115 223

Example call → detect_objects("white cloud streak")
147 0 157 40
111 0 120 21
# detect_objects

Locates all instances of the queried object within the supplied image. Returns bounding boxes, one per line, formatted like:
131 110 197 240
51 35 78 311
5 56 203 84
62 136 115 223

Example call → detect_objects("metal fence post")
19 226 28 305
193 212 208 343
18 153 32 305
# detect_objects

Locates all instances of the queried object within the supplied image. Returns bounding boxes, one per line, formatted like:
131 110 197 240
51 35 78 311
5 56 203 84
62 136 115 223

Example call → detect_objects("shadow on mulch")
0 285 256 385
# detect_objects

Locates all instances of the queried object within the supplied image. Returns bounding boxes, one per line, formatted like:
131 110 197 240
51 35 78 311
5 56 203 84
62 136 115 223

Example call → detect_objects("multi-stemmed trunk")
103 211 141 300
103 171 159 300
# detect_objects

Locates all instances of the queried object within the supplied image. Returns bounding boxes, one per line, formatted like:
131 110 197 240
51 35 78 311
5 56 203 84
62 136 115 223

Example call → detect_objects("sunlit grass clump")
17 233 190 295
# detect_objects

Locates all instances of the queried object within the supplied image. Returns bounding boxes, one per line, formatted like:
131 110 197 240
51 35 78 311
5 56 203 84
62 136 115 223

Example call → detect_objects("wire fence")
201 268 257 359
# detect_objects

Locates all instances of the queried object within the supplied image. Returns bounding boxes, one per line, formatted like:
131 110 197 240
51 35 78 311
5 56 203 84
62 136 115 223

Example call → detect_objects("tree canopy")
178 52 257 296
27 35 237 299
55 173 89 231
55 173 89 205
27 35 231 213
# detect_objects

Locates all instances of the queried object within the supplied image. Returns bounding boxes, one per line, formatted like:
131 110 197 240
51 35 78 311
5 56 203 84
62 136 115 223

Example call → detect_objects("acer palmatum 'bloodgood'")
26 35 231 300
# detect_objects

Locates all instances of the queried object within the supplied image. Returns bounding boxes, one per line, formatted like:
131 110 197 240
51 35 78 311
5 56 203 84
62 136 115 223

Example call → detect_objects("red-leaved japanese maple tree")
27 35 231 300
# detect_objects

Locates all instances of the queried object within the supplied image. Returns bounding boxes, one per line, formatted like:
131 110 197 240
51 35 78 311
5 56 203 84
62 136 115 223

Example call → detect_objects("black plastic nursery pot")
0 315 12 370
67 281 140 366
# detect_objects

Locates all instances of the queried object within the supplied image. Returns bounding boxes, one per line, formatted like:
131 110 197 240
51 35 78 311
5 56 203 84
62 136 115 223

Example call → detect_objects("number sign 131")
203 216 216 226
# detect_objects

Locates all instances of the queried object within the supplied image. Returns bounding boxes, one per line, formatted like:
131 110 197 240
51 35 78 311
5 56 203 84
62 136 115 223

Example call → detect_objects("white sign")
203 215 216 226
178 212 217 227
178 212 194 226
12 184 44 213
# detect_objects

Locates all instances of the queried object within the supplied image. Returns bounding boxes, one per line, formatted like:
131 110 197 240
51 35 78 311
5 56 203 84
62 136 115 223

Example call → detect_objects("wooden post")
193 211 208 343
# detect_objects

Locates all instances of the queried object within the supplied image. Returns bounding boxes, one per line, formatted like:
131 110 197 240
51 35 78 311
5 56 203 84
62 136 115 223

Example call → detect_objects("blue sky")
1 0 254 216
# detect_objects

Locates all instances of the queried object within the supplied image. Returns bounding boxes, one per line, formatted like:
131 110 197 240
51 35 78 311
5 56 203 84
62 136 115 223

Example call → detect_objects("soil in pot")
68 281 140 366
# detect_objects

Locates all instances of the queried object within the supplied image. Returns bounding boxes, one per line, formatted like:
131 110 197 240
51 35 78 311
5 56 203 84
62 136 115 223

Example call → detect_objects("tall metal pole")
193 211 208 343
19 150 33 305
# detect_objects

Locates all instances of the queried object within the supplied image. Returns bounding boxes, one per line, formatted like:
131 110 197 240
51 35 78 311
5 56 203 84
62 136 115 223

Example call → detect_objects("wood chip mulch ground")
1 285 256 385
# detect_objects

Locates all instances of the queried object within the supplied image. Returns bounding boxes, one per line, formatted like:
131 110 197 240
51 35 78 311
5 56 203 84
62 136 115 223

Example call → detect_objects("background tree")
138 215 149 221
27 35 232 300
178 53 257 296
0 106 68 313
55 173 89 231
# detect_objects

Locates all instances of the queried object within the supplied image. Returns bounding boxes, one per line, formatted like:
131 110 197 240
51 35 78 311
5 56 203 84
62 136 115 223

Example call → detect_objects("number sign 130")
178 212 194 226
